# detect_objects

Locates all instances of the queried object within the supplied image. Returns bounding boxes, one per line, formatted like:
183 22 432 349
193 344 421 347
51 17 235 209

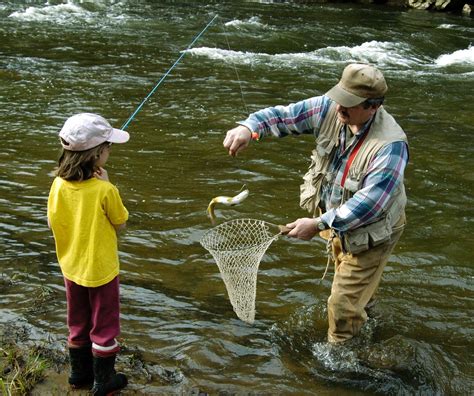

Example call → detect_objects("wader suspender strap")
341 130 369 188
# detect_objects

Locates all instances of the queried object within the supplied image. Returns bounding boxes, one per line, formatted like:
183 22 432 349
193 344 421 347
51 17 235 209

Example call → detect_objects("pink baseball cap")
59 113 130 151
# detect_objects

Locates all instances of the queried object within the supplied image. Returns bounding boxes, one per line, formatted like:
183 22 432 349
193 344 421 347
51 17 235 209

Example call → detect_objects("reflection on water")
1 0 473 394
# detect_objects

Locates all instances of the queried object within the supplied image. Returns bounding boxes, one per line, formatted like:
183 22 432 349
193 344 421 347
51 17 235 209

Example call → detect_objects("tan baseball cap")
59 113 129 151
325 63 387 107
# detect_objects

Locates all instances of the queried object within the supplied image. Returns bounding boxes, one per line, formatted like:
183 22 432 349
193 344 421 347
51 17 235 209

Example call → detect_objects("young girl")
47 113 130 395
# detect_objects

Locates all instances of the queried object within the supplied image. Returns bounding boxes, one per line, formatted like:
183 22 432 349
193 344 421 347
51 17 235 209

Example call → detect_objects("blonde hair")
55 140 109 181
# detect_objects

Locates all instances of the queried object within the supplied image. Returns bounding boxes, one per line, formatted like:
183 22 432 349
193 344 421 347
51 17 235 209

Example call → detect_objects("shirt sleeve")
46 177 58 224
238 95 331 139
321 141 409 232
103 184 129 226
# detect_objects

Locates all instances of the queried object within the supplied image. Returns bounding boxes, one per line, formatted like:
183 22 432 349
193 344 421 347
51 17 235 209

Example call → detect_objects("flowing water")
1 0 473 394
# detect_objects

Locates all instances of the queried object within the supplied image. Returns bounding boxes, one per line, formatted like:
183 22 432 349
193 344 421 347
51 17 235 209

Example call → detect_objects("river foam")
435 46 474 66
8 3 92 23
224 16 268 30
188 40 422 70
188 40 474 77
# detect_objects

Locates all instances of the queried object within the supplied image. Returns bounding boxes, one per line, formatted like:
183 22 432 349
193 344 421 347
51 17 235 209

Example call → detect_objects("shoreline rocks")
294 0 473 14
407 0 473 12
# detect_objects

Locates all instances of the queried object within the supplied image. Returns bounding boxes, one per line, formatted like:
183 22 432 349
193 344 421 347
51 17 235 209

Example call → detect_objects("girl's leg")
64 278 94 388
88 276 127 394
89 276 121 356
64 278 92 347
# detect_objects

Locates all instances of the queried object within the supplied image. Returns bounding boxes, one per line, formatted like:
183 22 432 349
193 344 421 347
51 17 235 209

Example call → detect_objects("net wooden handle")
278 225 292 235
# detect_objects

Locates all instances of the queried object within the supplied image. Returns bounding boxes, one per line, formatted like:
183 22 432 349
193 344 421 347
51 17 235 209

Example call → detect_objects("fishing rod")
121 14 219 131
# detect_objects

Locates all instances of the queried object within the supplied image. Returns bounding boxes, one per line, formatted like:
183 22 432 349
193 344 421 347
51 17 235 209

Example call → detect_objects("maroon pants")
64 276 120 357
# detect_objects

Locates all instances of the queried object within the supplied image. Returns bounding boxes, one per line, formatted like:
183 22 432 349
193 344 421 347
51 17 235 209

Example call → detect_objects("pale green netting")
200 219 281 324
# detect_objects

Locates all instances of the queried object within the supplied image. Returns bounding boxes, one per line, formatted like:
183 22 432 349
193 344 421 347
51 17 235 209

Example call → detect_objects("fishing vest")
299 102 408 254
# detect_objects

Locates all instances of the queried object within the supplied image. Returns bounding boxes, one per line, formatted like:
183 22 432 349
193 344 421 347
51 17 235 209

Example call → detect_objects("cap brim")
325 84 366 108
108 128 130 144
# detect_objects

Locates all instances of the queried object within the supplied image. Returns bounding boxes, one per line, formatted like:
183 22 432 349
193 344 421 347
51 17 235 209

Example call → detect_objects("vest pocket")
300 146 333 215
343 215 392 254
368 222 391 246
342 231 369 254
299 165 322 214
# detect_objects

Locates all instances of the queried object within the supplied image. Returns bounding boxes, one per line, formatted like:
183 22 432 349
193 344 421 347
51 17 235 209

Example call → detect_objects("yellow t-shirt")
47 177 129 287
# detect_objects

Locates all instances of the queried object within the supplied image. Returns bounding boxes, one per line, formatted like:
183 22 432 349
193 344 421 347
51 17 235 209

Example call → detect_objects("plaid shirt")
239 95 408 232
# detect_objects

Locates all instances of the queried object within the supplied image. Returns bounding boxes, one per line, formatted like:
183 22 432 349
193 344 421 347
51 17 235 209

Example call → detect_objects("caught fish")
207 186 249 225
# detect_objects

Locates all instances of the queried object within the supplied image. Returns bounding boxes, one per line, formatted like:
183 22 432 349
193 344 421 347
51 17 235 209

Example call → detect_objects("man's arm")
224 96 330 156
285 141 408 239
322 141 409 232
240 95 329 138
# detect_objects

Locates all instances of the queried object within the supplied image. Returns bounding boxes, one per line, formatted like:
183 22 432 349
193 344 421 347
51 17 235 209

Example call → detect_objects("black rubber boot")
68 346 94 389
91 355 128 395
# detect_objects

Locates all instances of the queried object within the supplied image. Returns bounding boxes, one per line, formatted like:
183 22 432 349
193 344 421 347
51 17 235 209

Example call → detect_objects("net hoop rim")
200 218 280 253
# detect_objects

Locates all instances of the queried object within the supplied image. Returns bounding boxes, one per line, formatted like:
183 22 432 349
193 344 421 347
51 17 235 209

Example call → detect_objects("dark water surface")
1 1 473 394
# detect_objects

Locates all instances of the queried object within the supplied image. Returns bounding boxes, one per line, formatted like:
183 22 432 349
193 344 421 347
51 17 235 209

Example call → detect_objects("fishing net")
200 218 285 324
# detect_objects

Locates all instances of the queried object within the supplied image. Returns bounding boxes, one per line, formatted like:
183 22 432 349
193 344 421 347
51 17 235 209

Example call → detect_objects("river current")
0 1 473 394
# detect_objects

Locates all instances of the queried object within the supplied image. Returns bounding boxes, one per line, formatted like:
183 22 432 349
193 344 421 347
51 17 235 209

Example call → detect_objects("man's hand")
285 218 318 241
223 125 252 157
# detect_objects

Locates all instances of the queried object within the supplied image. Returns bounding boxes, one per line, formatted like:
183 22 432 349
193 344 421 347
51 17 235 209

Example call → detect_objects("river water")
1 0 473 394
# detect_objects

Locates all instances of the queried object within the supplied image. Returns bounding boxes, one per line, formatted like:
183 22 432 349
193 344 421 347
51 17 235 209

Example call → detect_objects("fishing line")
222 21 249 115
121 14 219 131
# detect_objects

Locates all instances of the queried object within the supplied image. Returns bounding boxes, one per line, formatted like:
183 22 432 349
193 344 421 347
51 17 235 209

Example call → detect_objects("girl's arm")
94 167 109 181
113 223 126 233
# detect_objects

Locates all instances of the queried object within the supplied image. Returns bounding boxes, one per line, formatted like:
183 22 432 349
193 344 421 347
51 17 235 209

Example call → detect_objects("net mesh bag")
200 218 282 324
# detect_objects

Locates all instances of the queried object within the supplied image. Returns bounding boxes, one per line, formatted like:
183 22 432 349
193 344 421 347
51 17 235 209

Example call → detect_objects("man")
223 63 408 343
